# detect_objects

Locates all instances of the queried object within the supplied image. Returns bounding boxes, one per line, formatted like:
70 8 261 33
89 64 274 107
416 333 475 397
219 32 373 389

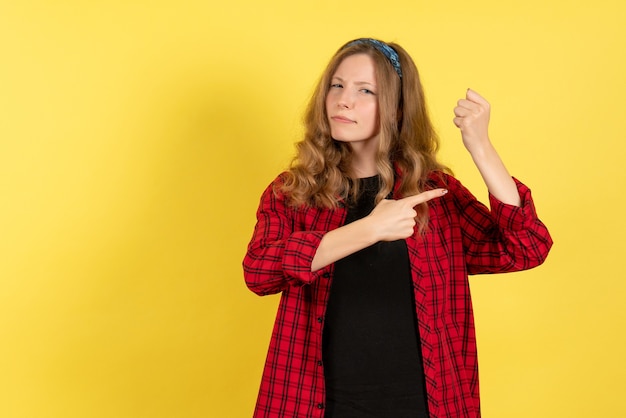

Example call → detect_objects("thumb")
401 188 448 207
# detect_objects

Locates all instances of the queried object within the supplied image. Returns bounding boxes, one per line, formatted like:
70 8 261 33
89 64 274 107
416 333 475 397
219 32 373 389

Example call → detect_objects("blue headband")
345 38 403 79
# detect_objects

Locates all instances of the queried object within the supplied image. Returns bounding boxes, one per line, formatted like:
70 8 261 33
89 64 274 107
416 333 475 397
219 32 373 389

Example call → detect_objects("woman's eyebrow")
331 76 376 87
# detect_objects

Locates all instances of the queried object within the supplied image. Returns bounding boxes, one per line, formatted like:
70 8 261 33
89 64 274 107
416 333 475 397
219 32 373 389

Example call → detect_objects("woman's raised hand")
453 89 491 155
367 189 448 241
453 89 521 206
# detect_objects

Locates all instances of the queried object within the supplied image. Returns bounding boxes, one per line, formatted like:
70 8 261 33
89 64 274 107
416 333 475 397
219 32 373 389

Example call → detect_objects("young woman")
243 38 552 418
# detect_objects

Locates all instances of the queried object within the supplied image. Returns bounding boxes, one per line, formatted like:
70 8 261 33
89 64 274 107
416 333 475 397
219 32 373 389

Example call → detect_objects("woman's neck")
349 142 378 178
352 164 378 178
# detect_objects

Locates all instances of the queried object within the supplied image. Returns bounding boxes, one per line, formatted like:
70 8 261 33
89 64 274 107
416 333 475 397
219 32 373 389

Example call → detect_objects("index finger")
401 188 448 207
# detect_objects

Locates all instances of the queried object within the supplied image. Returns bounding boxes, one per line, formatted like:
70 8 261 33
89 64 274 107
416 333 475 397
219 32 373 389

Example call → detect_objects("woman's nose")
337 91 352 108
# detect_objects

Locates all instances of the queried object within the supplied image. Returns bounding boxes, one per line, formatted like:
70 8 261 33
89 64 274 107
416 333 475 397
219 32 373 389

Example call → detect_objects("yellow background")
1 1 624 417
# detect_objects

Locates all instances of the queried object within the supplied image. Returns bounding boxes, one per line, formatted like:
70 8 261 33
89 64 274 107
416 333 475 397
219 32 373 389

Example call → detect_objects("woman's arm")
444 174 553 274
450 90 552 272
453 89 521 206
311 189 447 271
243 178 330 296
243 177 445 294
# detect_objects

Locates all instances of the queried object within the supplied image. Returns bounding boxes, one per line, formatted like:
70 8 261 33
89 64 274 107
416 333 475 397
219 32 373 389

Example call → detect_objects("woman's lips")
331 115 355 123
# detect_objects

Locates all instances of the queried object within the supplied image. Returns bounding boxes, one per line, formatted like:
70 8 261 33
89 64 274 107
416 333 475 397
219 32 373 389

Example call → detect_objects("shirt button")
317 317 323 323
322 272 330 279
317 403 324 409
317 360 323 366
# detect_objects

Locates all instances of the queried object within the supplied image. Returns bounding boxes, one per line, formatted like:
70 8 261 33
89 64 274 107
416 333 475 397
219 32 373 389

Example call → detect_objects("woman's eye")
330 83 343 89
361 88 375 95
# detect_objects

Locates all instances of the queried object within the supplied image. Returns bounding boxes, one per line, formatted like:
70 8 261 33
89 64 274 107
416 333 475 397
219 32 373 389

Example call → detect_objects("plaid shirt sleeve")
243 175 335 296
449 175 553 274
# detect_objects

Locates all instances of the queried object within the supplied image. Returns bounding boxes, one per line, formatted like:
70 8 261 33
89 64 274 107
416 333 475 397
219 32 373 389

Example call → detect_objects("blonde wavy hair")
280 39 450 232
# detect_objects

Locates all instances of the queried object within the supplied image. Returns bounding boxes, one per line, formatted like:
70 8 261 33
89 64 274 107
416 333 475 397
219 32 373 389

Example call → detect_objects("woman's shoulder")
268 171 289 186
255 172 289 201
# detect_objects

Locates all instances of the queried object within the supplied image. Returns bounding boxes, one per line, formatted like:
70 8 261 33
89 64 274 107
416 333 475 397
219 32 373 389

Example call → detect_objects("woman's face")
325 53 380 152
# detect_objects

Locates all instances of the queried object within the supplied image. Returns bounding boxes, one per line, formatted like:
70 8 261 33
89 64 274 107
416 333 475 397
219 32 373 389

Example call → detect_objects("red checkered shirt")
243 172 552 418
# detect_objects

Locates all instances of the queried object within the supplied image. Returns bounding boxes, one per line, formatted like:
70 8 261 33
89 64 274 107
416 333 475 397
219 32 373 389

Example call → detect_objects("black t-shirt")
322 175 429 418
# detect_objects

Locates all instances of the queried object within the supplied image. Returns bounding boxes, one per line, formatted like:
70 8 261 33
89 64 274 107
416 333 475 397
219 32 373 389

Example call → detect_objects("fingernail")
442 189 448 195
